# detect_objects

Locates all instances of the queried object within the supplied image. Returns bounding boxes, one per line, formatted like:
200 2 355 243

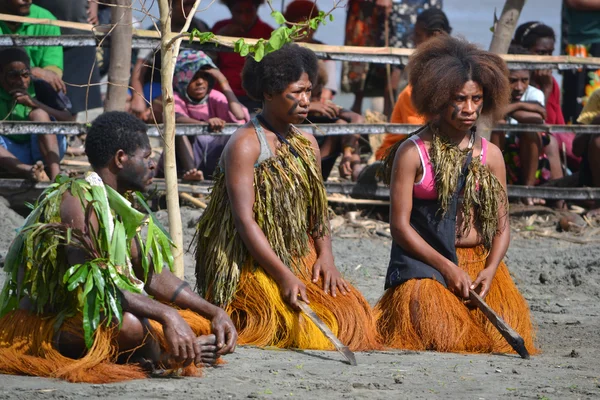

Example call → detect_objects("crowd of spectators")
0 0 599 209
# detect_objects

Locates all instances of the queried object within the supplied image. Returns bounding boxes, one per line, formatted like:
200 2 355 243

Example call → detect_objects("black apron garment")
384 151 473 290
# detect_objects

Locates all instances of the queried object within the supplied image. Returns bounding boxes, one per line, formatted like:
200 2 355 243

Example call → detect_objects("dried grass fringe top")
381 125 508 250
194 125 329 307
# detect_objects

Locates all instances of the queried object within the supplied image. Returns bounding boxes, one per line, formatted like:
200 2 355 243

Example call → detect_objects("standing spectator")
130 0 210 121
34 0 102 117
342 0 443 117
0 0 65 93
0 48 68 181
562 0 600 124
212 0 273 113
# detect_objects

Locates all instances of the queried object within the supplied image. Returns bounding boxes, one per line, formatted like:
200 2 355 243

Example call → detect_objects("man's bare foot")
182 169 204 181
30 161 50 182
195 334 219 367
523 197 546 206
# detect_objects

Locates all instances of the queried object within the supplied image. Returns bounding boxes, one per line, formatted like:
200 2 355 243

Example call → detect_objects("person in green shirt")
0 0 66 93
0 47 69 181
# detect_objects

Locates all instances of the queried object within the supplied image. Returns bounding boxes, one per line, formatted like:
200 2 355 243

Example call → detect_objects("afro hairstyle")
241 43 318 102
408 35 510 122
85 111 150 169
284 0 320 23
514 21 555 51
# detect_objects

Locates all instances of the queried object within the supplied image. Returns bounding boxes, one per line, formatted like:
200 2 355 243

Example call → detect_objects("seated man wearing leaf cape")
0 111 237 383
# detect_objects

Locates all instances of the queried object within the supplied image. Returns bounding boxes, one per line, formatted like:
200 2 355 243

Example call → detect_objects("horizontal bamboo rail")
1 178 598 201
1 122 598 136
1 13 600 70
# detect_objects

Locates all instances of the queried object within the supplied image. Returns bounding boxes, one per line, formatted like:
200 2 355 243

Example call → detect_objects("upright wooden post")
104 0 132 111
488 0 527 54
158 0 202 278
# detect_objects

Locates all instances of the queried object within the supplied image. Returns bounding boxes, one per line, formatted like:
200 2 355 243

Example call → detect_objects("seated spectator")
0 48 69 181
514 21 581 173
492 45 566 206
283 1 363 181
375 8 451 160
212 0 273 113
0 0 65 93
157 51 249 181
34 0 103 117
283 1 338 101
130 0 210 121
573 88 600 188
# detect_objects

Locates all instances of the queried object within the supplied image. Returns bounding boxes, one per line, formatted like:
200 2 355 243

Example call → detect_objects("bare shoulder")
223 122 261 166
60 190 85 229
485 140 505 168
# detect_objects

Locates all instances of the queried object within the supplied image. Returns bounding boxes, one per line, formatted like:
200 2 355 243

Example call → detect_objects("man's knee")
28 108 51 122
118 312 147 346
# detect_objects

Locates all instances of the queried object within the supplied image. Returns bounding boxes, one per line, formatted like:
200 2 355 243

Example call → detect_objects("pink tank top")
410 135 488 200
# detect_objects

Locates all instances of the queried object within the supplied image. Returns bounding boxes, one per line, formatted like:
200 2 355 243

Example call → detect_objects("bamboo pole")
158 0 202 279
488 0 527 54
104 0 133 111
4 13 600 69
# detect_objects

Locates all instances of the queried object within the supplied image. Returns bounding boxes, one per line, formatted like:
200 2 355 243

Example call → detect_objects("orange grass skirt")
375 246 538 354
0 308 212 383
228 245 382 351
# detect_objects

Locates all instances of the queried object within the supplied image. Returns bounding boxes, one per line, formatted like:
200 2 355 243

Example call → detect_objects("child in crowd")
491 45 562 205
514 21 580 173
0 48 72 182
212 0 273 113
573 88 600 189
157 50 249 181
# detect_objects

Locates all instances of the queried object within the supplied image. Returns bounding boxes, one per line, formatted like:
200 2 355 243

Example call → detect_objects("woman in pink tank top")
376 36 537 355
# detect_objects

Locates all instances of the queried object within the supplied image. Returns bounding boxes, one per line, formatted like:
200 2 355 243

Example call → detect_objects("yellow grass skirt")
228 245 382 351
0 308 212 383
376 246 538 354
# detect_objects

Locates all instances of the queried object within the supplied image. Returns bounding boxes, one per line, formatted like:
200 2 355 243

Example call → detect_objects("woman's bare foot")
195 334 219 367
30 161 50 182
182 169 204 181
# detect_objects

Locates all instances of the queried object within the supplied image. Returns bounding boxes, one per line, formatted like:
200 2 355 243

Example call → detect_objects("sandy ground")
0 202 599 399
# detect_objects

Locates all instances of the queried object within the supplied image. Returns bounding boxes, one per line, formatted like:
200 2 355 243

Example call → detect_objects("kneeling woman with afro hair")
376 36 538 355
193 44 381 351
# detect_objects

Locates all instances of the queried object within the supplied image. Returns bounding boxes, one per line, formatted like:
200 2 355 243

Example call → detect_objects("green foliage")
189 8 334 62
0 176 175 348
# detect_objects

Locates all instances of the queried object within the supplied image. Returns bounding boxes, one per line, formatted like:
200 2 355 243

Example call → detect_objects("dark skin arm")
130 241 237 356
12 89 74 122
176 114 226 131
504 102 546 124
60 192 236 365
469 143 510 299
302 132 350 297
389 135 472 299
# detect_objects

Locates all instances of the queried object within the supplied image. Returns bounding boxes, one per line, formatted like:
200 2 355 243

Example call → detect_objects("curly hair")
220 0 265 8
514 21 555 50
408 36 510 122
0 47 30 70
242 43 318 101
86 112 150 169
416 8 452 35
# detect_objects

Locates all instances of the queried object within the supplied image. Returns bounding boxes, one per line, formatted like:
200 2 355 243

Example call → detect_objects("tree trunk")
158 0 187 278
104 0 132 111
488 0 527 54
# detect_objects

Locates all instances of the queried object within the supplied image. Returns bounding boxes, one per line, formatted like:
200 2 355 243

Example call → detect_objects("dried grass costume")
375 128 538 354
0 172 211 383
195 118 381 351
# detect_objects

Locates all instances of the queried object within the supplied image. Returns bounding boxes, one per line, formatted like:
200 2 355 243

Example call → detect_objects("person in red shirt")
212 0 274 114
